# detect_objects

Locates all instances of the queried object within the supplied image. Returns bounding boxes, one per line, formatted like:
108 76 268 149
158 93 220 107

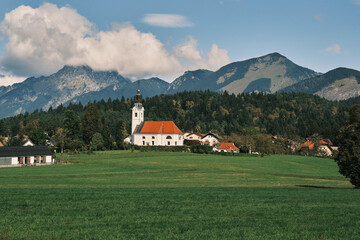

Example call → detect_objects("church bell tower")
131 89 144 134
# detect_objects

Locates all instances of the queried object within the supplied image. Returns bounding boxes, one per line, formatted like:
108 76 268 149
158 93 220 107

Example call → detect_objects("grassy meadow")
0 151 359 239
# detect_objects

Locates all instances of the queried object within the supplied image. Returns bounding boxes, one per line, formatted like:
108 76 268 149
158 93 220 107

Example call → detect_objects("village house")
184 132 204 141
200 132 220 146
297 139 334 156
0 146 53 167
215 142 240 153
130 90 184 146
23 139 35 146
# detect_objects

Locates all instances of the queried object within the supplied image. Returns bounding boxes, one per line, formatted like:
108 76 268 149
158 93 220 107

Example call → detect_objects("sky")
0 0 359 86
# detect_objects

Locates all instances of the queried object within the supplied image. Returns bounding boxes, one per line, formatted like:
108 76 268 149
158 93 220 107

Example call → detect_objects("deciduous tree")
335 104 360 188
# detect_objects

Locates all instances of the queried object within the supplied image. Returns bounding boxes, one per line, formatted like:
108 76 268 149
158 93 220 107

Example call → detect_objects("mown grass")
0 151 359 239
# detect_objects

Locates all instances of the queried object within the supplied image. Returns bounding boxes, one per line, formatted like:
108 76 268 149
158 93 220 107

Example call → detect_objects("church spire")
135 88 142 103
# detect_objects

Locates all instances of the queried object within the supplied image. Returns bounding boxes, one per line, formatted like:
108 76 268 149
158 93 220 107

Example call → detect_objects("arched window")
166 136 172 139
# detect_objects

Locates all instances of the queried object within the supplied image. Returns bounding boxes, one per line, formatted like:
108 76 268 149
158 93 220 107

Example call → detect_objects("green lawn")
0 151 359 239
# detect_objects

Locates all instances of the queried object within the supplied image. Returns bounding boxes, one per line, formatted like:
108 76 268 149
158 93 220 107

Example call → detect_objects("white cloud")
0 3 183 78
0 72 25 86
321 44 341 54
0 3 230 83
174 36 230 71
142 14 193 28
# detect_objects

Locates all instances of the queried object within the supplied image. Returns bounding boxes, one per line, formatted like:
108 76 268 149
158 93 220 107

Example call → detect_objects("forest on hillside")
0 91 350 151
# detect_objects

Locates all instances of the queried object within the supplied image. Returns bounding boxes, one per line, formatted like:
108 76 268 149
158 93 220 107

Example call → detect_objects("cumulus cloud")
174 36 230 71
0 3 229 82
142 14 193 28
0 3 183 78
321 44 341 54
0 73 25 86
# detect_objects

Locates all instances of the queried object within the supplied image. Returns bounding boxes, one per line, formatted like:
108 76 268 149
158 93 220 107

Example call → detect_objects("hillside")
1 52 360 119
0 91 349 146
167 52 317 94
281 67 360 101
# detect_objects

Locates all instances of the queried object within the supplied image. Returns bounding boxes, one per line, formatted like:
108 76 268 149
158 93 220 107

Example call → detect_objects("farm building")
0 146 53 167
215 142 240 153
184 132 204 141
130 90 184 146
298 140 334 156
200 133 220 146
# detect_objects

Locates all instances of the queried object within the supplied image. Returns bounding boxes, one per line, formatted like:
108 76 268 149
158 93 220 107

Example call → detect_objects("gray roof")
0 146 53 157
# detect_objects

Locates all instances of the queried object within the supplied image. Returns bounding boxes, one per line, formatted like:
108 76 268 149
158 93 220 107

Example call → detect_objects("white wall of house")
0 155 52 166
319 145 333 156
201 135 219 146
132 133 183 146
184 133 202 141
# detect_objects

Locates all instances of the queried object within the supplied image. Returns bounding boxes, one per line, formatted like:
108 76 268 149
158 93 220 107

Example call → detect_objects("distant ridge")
0 53 359 119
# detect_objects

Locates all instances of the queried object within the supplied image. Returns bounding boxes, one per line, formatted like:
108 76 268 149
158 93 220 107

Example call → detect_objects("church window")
135 112 138 117
152 141 154 145
175 141 177 146
166 136 172 139
142 136 145 139
152 136 155 139
142 141 145 145
167 141 170 145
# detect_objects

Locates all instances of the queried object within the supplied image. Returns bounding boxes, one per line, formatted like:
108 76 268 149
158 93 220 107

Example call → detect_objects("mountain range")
0 52 359 119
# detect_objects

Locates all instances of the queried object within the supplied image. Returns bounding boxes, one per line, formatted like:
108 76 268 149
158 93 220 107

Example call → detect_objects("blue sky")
0 0 359 85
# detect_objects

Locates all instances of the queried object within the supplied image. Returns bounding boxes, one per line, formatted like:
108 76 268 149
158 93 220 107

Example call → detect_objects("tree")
24 120 47 145
64 110 81 139
90 132 104 151
335 104 360 188
82 105 103 144
53 128 67 153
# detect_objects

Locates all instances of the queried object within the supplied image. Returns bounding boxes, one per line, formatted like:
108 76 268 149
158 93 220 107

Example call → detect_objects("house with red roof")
130 90 184 146
215 142 239 153
297 139 334 156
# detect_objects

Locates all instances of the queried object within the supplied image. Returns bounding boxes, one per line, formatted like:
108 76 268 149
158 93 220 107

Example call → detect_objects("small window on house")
143 141 145 145
152 141 154 145
179 136 181 140
175 141 177 146
167 141 170 145
166 136 172 139
152 136 155 139
142 136 145 139
135 112 138 117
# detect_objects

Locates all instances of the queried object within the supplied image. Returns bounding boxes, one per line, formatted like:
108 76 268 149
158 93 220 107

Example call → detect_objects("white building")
200 133 220 146
184 132 204 141
0 146 53 167
130 90 184 146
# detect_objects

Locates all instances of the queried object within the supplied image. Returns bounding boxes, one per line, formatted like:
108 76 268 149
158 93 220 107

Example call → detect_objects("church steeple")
131 89 144 134
135 89 142 103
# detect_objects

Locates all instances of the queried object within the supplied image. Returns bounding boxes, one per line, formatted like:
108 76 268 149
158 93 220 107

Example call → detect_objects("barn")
0 146 53 167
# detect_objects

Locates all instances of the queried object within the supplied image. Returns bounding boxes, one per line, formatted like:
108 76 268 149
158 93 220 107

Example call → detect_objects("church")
130 90 184 146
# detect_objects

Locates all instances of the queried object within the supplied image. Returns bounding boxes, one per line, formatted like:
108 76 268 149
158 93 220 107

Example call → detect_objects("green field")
0 151 359 239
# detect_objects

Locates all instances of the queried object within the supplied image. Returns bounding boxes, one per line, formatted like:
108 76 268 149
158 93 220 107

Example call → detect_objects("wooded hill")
0 91 349 148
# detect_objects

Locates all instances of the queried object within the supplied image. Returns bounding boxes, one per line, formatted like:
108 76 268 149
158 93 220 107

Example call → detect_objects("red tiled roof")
298 140 330 151
139 121 183 134
217 142 239 151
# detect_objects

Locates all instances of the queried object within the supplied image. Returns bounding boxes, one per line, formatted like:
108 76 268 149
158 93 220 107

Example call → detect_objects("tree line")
0 91 350 151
